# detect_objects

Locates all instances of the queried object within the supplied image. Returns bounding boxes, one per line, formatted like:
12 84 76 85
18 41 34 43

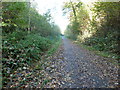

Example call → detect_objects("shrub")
2 33 53 85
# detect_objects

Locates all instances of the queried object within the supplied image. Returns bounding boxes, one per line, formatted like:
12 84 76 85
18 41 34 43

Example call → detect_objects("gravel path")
45 37 118 88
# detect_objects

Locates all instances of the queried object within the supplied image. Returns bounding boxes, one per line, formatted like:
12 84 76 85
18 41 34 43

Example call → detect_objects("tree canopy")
63 1 120 56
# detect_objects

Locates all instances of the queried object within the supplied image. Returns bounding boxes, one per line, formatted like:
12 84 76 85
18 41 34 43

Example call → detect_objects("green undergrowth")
2 31 61 87
33 36 61 70
47 37 62 56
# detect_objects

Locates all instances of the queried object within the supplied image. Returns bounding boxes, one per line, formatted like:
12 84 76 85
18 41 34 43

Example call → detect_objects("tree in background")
63 1 120 56
63 0 83 39
2 1 61 87
2 2 29 33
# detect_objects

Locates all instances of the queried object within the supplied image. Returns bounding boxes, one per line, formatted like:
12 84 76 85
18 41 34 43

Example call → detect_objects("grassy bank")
2 31 61 87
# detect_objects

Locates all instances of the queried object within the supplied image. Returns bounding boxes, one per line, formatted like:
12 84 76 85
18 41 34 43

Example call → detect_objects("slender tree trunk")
28 1 31 33
70 0 77 22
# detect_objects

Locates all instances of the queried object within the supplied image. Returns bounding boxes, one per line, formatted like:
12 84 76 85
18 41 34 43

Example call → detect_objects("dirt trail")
45 36 118 88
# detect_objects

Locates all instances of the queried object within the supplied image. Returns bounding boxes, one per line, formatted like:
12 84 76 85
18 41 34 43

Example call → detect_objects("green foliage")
29 8 60 37
4 31 28 44
18 34 52 53
64 1 120 57
64 1 88 40
47 36 61 56
64 24 78 40
2 2 29 33
2 2 61 87
2 32 54 86
83 30 119 54
86 2 120 55
2 2 61 36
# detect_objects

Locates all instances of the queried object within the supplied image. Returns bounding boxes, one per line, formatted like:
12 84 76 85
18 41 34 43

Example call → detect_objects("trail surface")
45 37 118 88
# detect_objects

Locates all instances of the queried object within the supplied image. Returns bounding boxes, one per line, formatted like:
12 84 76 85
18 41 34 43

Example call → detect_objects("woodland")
64 1 120 58
1 1 120 88
2 2 61 87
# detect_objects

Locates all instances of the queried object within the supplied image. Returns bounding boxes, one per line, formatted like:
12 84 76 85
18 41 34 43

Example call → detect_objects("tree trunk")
70 0 77 22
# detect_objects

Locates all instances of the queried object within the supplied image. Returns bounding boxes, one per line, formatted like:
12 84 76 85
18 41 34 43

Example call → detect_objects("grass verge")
47 37 62 56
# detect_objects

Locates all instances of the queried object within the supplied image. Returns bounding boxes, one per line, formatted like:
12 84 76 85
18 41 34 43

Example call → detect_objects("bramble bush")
2 31 55 85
